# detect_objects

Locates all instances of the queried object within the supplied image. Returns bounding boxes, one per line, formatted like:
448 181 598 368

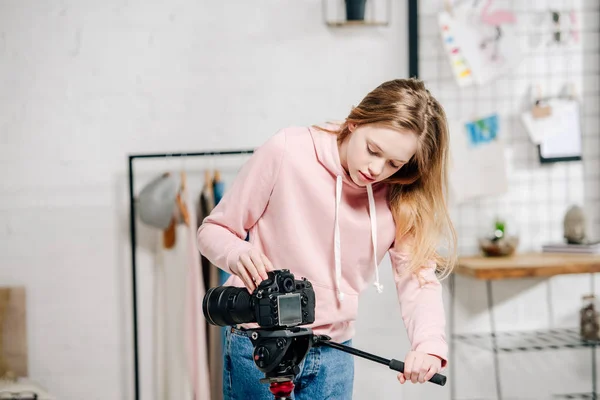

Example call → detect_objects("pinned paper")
439 12 475 87
438 1 524 86
448 114 508 204
465 114 499 147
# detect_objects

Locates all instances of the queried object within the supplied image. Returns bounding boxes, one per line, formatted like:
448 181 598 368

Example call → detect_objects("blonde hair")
316 78 457 280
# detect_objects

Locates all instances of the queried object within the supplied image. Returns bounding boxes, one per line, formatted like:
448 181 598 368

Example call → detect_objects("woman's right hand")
230 249 274 292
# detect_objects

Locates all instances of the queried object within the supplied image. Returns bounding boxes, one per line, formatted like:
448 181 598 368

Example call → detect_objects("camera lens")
202 286 255 326
283 277 294 292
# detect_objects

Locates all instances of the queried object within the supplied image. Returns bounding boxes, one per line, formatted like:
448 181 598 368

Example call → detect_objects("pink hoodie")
196 125 448 365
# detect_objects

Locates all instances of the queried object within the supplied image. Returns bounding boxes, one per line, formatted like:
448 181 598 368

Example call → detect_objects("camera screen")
277 293 302 326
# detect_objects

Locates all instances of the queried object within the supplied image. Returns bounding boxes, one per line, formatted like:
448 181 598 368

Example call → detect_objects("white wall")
0 1 426 399
4 1 598 399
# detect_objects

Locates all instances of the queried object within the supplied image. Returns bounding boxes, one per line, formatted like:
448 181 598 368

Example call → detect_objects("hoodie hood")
309 125 384 302
309 123 362 190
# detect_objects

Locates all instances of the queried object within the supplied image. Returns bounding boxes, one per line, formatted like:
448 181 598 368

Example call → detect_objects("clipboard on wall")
537 146 582 164
521 96 583 164
537 98 582 164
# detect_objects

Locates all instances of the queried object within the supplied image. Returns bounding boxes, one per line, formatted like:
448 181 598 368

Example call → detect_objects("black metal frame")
128 149 253 400
408 0 419 79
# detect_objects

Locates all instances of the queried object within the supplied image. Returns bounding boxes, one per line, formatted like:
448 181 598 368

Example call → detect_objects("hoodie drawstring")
334 177 383 303
334 176 344 301
366 184 383 293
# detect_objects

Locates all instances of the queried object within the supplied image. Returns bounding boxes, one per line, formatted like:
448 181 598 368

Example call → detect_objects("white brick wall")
1 0 598 399
0 1 426 399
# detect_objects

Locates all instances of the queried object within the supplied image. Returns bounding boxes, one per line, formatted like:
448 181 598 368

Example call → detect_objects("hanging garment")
154 182 210 400
138 172 179 230
212 170 225 206
184 182 211 400
199 170 216 294
198 172 223 400
212 170 230 286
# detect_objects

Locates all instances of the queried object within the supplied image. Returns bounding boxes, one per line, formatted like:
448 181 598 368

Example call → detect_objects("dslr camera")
202 269 316 329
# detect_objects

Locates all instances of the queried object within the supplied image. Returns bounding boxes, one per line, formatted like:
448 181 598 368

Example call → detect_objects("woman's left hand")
397 351 442 384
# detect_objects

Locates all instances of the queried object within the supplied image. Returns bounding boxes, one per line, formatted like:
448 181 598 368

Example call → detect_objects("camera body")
202 269 316 329
253 269 315 328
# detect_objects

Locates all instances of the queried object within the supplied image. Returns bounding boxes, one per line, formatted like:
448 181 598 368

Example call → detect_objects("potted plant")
478 217 519 257
346 0 367 21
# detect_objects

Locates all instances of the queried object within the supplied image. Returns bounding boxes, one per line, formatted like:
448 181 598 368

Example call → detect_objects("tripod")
246 326 447 400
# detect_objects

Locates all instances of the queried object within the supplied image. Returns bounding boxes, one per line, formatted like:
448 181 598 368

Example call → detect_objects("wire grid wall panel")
417 0 600 255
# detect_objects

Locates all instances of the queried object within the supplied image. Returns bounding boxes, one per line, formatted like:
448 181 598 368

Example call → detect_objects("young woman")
197 78 457 399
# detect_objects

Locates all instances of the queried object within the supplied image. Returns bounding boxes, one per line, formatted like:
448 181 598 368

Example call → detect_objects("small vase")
346 0 366 21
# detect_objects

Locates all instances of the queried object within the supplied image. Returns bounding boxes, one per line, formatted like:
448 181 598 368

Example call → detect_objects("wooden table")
449 252 600 399
455 252 600 280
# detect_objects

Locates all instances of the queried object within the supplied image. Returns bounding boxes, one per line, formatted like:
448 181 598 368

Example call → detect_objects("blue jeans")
223 327 355 399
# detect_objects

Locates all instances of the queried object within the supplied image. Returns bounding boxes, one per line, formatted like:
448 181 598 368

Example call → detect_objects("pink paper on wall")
438 0 524 86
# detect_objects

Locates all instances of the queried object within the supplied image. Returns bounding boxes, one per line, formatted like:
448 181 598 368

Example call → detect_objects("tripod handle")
389 359 446 386
314 336 447 386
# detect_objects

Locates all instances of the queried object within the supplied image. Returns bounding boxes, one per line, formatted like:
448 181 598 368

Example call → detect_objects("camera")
202 269 316 329
203 269 448 396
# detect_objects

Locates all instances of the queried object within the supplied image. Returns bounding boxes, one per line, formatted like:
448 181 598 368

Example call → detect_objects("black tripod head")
244 326 447 400
246 327 314 399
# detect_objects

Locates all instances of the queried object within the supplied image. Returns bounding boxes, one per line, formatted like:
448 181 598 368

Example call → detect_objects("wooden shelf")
326 20 389 27
454 252 600 280
322 0 390 27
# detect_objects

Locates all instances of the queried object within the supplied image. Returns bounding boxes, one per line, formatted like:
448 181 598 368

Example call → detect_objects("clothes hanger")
163 217 177 248
175 193 190 226
200 163 215 214
213 165 225 205
162 153 182 248
175 155 190 226
204 169 214 188
204 154 214 191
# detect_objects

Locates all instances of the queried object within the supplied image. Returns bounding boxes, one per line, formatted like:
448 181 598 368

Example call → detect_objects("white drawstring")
334 175 344 301
334 177 383 303
366 184 383 293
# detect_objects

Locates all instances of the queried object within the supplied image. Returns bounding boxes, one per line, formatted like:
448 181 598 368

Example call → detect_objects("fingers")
403 353 415 384
397 373 406 384
423 364 438 383
401 353 441 385
240 253 261 285
250 251 269 281
418 360 431 384
235 261 256 292
261 253 274 272
410 358 422 384
235 250 275 292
